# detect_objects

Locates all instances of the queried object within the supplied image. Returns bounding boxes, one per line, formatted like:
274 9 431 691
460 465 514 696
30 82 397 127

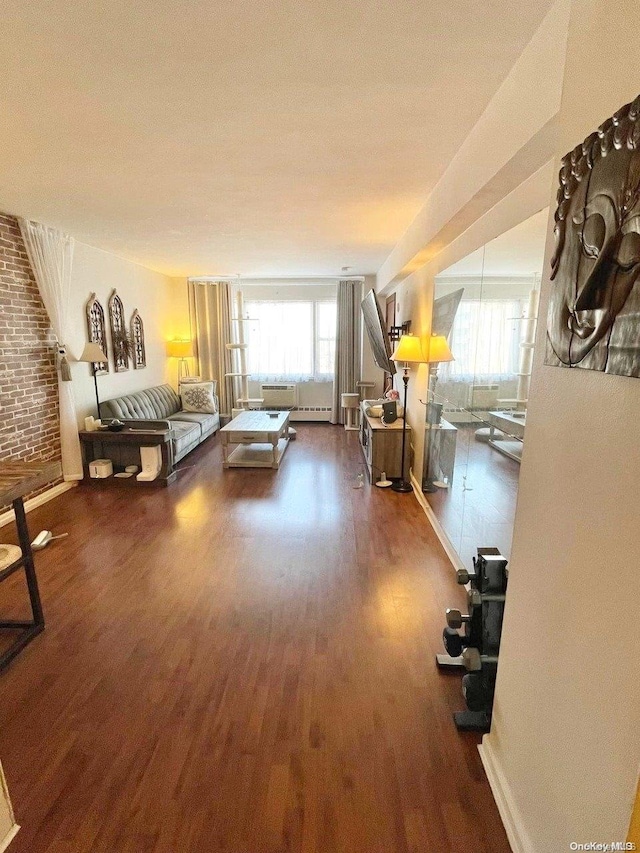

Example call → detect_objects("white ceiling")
439 208 550 278
0 1 555 277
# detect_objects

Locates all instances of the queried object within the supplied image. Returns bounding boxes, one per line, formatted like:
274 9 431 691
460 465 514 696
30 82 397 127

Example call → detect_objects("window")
244 299 336 382
438 298 524 382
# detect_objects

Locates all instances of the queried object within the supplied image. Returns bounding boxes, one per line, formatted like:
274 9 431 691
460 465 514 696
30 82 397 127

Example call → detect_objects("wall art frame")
85 292 109 374
130 309 146 370
108 289 130 373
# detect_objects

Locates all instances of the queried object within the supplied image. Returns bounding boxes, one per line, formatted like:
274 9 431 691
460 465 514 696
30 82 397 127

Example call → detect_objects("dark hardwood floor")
0 425 510 853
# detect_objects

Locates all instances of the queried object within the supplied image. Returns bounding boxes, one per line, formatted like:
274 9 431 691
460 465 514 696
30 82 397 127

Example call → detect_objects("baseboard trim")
409 471 465 572
478 738 532 853
0 825 20 853
0 481 77 529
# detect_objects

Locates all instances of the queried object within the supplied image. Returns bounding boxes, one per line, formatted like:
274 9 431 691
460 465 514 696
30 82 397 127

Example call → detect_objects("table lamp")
166 339 194 383
78 342 108 418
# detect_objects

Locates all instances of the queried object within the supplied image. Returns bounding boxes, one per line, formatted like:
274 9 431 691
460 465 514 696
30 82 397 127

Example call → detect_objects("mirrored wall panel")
423 209 548 567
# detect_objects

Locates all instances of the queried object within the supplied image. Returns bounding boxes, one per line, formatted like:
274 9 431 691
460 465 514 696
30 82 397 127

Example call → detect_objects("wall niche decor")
546 93 640 378
108 289 130 372
85 293 109 373
130 309 146 369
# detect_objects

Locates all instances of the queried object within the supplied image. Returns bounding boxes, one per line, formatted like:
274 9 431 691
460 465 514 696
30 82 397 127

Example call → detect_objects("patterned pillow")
180 378 216 394
181 381 218 414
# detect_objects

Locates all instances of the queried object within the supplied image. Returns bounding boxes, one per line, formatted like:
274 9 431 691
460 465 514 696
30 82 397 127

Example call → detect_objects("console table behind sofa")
99 383 220 465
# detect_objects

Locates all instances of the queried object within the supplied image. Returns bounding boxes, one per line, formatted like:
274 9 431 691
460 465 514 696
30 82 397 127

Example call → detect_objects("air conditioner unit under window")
469 384 499 409
260 383 298 408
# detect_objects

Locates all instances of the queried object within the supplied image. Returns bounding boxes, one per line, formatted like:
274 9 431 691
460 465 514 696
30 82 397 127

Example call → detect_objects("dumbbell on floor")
467 589 505 606
462 647 498 671
462 672 495 713
456 567 473 585
446 590 504 631
442 626 468 658
445 608 471 629
438 605 482 668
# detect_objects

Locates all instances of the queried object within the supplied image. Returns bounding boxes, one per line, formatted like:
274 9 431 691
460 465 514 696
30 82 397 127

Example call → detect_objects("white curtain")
438 298 524 383
331 279 362 424
188 280 234 415
19 219 82 481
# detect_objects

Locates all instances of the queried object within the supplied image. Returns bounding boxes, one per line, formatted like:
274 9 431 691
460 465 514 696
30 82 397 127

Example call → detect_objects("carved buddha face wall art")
546 94 640 378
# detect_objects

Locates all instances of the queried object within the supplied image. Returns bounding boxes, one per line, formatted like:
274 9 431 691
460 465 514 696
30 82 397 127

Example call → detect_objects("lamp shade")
78 342 108 363
391 334 428 364
426 335 454 363
166 339 194 358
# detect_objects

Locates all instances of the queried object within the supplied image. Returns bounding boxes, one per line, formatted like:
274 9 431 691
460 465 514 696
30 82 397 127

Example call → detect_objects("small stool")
341 393 361 431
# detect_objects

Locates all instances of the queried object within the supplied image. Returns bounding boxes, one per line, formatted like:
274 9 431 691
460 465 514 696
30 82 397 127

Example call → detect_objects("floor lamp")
390 334 430 493
78 342 108 418
423 335 455 493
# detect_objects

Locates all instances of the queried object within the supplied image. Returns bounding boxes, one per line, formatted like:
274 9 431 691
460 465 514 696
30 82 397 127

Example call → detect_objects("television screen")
361 289 396 375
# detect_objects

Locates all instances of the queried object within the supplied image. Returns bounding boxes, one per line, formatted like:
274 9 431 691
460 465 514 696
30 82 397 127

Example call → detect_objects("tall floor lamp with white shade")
390 334 429 493
422 334 456 492
390 333 454 494
78 342 108 418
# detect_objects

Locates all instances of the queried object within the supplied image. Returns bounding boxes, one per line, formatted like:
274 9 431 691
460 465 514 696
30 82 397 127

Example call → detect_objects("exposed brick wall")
0 213 62 509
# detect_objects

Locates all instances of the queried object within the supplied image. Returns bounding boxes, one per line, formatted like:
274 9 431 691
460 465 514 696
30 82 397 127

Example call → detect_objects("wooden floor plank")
0 425 510 853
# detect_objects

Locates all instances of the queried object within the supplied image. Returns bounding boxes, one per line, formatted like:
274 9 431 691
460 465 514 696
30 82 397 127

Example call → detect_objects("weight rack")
436 547 508 732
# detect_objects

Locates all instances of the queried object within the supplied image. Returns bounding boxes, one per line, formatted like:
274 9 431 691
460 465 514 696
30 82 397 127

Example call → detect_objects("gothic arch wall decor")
545 93 640 378
85 292 109 373
108 289 130 373
130 309 146 369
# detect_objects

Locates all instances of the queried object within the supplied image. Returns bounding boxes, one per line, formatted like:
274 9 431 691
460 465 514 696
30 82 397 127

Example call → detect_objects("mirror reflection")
423 209 548 566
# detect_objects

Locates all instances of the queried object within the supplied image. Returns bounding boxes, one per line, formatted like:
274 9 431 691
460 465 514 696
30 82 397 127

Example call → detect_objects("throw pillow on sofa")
181 381 218 414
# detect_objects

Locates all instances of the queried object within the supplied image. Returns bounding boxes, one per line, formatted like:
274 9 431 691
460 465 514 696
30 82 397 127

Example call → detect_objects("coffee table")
220 411 291 469
486 410 526 462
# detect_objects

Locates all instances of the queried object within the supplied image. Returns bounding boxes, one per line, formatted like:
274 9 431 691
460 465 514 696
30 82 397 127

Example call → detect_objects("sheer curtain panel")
188 280 234 415
331 280 362 424
438 298 524 383
19 219 82 481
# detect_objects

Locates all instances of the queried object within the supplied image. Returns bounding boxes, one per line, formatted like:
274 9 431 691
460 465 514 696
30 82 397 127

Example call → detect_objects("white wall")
68 243 183 424
376 0 570 292
483 1 640 850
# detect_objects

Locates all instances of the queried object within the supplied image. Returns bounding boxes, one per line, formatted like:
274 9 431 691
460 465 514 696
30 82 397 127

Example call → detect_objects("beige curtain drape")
331 279 362 424
188 280 234 416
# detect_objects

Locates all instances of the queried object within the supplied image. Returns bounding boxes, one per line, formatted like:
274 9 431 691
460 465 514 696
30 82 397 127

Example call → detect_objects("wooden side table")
358 402 411 481
0 460 61 672
79 428 176 486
